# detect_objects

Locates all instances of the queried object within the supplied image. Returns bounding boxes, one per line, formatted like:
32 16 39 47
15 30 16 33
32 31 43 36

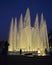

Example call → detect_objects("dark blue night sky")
0 0 52 40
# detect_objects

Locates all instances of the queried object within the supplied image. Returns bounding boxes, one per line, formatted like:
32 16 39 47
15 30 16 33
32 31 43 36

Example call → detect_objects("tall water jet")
43 20 49 52
24 8 32 51
40 13 44 53
40 13 49 55
8 18 14 51
13 18 17 51
32 14 41 51
18 14 24 51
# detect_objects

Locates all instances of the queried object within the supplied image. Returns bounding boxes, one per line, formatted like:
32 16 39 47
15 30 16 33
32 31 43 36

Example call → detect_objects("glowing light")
38 50 40 54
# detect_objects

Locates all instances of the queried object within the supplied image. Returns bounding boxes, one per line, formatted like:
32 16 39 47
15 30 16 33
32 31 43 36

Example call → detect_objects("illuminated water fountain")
8 8 49 56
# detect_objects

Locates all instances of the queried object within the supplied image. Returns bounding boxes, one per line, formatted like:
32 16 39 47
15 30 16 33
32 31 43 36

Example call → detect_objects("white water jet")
13 17 17 51
40 13 49 55
23 8 32 51
18 14 24 51
32 14 41 51
8 18 14 51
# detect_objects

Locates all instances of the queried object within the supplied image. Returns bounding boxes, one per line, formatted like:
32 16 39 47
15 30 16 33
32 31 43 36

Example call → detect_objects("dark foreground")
0 55 52 65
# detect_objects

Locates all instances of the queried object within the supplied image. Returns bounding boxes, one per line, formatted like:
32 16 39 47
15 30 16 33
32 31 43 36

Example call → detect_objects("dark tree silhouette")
48 29 52 47
2 41 9 55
